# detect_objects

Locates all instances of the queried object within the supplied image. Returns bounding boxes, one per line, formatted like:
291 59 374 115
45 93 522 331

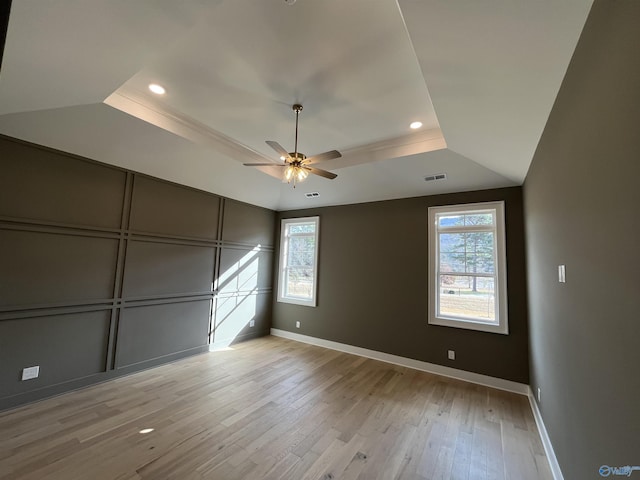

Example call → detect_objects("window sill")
429 316 508 335
277 296 317 307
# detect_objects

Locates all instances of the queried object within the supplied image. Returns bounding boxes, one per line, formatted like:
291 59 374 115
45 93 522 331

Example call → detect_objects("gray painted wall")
524 1 640 478
0 135 275 410
274 187 530 383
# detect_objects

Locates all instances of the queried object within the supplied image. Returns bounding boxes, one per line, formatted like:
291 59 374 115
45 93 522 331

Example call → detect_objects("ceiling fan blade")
304 166 338 180
243 163 286 167
265 141 290 159
304 150 342 164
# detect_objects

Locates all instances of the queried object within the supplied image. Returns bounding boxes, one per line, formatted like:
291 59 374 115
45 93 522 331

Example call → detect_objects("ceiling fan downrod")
293 104 302 159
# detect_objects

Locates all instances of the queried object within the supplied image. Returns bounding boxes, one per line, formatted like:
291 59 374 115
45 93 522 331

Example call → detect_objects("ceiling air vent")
305 192 320 198
424 173 447 182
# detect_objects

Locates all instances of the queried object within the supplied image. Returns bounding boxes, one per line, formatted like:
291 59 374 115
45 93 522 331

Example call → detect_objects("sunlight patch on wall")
212 245 262 348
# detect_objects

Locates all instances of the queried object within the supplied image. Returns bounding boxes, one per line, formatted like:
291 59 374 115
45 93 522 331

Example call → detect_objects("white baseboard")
527 388 564 480
270 328 528 395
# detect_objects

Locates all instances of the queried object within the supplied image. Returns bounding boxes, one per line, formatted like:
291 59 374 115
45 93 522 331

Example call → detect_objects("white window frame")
277 216 320 307
428 201 509 334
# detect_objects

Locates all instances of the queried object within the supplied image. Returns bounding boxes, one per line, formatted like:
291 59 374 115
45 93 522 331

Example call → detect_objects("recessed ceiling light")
280 156 286 161
410 121 423 129
148 84 166 95
139 428 154 434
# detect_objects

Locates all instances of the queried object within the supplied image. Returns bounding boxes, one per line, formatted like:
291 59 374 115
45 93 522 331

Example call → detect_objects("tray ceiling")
0 0 592 210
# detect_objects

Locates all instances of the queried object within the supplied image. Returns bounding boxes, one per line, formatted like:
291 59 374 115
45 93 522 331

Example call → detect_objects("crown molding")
104 89 285 179
327 127 447 170
104 88 447 179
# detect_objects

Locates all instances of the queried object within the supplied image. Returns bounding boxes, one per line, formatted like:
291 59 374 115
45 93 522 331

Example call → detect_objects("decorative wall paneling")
0 136 275 410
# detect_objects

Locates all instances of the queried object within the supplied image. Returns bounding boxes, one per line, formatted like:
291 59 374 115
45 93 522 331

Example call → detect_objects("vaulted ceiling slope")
0 0 592 211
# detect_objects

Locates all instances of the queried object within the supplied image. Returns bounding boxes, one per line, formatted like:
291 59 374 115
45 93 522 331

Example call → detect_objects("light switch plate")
558 265 566 283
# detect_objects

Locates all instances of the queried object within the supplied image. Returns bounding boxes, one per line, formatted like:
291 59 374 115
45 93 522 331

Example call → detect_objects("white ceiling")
0 0 592 211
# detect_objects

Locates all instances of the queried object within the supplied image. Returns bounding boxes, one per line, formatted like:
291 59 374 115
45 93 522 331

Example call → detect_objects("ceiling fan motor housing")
288 152 306 163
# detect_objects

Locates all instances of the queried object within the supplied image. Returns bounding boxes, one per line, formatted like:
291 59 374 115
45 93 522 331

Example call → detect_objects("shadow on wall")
210 245 262 349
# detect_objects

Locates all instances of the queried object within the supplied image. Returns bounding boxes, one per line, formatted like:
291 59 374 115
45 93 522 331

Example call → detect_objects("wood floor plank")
278 452 320 480
0 336 552 480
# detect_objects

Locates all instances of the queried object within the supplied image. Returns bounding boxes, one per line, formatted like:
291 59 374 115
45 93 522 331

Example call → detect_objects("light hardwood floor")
0 336 552 480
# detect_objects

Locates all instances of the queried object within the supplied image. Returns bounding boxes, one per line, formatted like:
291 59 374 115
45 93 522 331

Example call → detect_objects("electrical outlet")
448 350 455 360
537 387 542 403
296 321 300 329
249 320 255 327
21 366 40 381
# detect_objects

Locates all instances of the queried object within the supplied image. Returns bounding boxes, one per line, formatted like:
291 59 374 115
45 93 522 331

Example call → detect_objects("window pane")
438 215 464 227
440 232 494 254
464 213 493 226
466 232 494 253
287 236 315 267
439 233 466 252
285 267 314 299
441 232 495 273
439 275 495 321
439 251 466 273
465 253 495 274
289 224 315 234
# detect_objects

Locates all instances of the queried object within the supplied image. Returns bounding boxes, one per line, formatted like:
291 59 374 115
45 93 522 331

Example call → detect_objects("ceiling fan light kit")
244 104 341 188
284 163 309 183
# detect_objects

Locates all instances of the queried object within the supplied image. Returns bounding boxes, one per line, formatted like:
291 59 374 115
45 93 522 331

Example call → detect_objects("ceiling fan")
244 104 341 187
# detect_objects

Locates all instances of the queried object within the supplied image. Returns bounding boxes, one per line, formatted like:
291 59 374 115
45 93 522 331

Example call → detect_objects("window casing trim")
428 201 509 335
277 216 320 307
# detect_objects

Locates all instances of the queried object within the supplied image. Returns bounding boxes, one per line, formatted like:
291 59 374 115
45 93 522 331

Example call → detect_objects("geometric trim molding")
270 328 529 395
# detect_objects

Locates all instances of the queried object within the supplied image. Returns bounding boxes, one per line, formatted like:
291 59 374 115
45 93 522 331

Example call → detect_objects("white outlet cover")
296 321 300 328
249 320 255 327
21 365 40 380
448 350 455 360
537 387 542 402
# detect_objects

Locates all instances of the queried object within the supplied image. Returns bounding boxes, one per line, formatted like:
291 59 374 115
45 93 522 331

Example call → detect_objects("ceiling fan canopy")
244 104 341 187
